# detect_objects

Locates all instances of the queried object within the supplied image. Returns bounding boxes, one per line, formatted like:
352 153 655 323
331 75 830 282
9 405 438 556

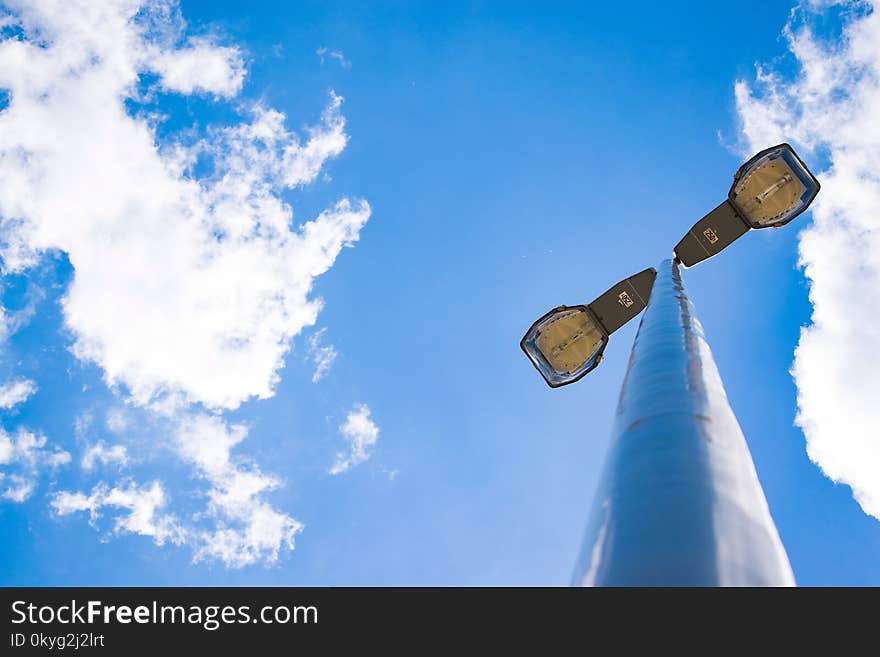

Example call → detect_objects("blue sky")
1 0 879 586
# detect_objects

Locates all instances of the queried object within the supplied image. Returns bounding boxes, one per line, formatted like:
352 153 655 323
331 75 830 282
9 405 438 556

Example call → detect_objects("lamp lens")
730 144 819 228
521 306 606 387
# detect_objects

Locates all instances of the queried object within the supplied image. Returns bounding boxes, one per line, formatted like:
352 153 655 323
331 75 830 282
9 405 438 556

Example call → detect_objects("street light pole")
571 259 795 586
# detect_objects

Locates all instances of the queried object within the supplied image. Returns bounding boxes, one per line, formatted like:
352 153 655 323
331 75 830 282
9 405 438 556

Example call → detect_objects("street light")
519 142 816 584
674 143 820 267
520 268 656 387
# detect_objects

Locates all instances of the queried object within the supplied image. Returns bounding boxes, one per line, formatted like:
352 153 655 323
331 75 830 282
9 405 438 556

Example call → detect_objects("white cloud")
0 426 70 502
0 379 37 409
307 328 337 383
329 403 379 475
735 1 880 518
0 428 70 467
57 414 303 565
0 0 371 565
73 412 94 441
316 46 351 69
0 306 8 343
1 474 34 503
105 408 129 434
81 441 129 471
0 1 368 411
175 413 303 568
150 39 245 97
0 287 40 343
52 480 184 546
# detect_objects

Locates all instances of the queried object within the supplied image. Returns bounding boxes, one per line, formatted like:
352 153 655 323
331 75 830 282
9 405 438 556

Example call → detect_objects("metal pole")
571 259 795 586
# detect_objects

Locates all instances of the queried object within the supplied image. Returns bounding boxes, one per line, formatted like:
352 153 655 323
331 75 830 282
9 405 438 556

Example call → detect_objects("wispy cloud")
81 442 129 471
735 1 880 519
105 408 130 434
0 285 41 343
329 403 379 475
0 427 70 502
52 481 184 546
0 0 371 565
307 328 337 383
316 46 351 69
56 412 303 567
176 413 303 568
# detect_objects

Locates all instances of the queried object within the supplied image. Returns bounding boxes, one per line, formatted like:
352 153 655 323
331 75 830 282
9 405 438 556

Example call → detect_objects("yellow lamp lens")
521 306 607 387
732 160 804 226
730 144 820 228
536 309 604 374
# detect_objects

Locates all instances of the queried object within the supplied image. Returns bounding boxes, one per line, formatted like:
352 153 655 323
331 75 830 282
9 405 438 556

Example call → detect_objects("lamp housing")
729 143 820 229
521 305 608 388
520 268 656 387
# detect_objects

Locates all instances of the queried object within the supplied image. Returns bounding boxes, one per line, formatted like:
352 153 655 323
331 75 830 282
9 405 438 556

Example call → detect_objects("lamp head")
520 268 656 387
521 305 608 388
729 143 820 229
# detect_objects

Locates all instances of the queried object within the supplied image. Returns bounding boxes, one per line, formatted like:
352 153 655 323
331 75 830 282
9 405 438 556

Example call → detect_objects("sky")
1 0 879 586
